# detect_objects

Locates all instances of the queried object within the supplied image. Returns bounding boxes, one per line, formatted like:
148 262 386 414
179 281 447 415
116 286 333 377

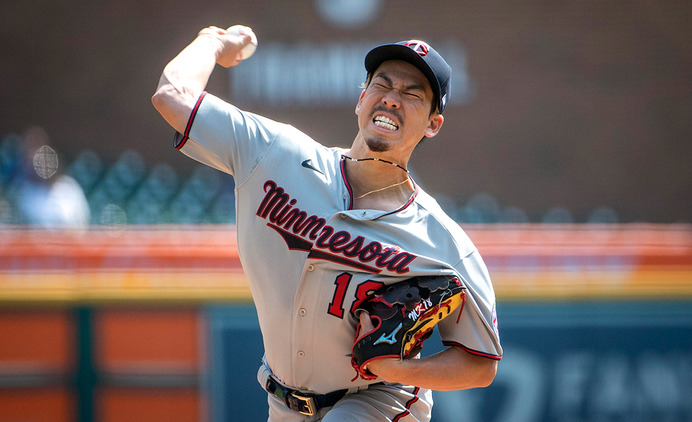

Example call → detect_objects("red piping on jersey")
175 91 207 150
392 386 420 421
339 157 354 209
456 291 467 324
388 178 419 215
442 341 503 360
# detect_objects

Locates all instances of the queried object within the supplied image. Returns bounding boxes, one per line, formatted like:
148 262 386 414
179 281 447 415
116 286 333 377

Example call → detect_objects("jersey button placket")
294 263 317 381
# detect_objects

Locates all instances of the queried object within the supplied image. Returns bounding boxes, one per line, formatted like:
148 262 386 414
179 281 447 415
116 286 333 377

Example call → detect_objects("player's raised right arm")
151 26 253 133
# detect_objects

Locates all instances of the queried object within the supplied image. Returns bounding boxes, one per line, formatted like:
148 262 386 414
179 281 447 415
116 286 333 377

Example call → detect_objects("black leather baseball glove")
350 275 466 381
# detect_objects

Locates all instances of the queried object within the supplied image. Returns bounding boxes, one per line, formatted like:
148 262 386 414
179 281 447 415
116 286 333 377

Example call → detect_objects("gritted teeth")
373 115 399 130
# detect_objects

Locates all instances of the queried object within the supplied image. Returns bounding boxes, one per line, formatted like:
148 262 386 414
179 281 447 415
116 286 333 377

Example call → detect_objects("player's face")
355 60 443 157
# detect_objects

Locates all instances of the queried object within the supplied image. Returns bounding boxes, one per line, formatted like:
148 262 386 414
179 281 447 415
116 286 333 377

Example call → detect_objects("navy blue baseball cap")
365 40 451 113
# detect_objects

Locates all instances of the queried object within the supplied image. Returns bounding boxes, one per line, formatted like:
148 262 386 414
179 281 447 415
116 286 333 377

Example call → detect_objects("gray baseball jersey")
175 92 502 394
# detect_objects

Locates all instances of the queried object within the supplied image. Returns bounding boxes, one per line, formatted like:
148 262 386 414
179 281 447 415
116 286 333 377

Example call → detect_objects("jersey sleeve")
174 92 289 184
438 250 503 360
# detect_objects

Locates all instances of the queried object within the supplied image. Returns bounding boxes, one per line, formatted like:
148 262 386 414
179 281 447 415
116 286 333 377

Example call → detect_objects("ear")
355 90 366 115
423 114 444 138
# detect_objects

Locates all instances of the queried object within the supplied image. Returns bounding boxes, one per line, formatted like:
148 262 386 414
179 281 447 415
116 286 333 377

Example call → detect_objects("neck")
342 153 413 210
343 155 409 174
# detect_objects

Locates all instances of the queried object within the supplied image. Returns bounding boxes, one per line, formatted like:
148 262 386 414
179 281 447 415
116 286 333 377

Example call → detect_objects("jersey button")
299 308 307 316
307 264 315 272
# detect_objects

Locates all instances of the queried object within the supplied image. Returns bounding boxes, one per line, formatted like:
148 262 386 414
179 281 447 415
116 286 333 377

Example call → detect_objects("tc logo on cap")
404 40 429 56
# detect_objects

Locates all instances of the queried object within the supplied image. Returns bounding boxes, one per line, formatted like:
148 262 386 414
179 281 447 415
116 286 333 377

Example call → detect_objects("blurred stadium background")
1 1 690 421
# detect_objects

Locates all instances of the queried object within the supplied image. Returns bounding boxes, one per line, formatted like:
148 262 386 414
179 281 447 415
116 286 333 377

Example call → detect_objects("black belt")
265 374 349 416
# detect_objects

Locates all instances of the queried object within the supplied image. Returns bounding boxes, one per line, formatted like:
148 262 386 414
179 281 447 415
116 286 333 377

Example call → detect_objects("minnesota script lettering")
256 180 415 274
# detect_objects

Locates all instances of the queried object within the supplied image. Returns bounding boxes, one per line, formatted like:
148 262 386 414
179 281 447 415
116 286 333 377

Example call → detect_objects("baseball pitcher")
153 24 502 421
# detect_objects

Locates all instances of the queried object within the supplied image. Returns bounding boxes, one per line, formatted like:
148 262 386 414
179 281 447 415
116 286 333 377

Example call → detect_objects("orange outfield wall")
0 223 690 303
0 308 203 422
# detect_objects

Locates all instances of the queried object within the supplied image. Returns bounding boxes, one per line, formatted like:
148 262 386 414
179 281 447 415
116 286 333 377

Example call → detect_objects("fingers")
198 26 226 38
359 311 375 333
197 25 253 68
225 25 253 38
224 25 256 52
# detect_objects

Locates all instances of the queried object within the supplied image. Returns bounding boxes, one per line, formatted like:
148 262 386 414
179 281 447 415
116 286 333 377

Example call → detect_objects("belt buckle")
289 393 316 416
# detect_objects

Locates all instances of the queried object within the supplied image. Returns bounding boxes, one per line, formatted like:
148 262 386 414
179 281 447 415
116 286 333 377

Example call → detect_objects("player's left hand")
357 312 400 379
